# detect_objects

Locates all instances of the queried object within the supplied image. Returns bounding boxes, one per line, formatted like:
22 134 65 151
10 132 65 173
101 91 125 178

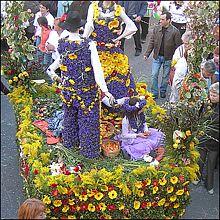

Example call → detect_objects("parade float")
1 1 218 219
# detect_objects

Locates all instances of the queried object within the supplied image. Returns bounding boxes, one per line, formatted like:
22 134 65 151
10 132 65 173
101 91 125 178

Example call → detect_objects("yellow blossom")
175 139 181 144
159 178 167 186
135 181 142 189
173 203 180 208
185 130 191 136
153 186 158 194
69 79 75 85
91 32 97 37
68 54 77 60
68 216 76 219
99 203 106 211
173 143 178 149
108 190 117 199
170 176 178 184
98 19 106 25
88 203 96 212
40 152 50 164
158 198 166 206
134 200 141 210
189 141 195 149
85 67 92 72
119 203 125 210
169 195 177 202
8 79 13 84
145 178 151 185
13 76 18 82
167 186 174 193
176 189 184 196
146 202 151 208
137 190 144 197
69 199 75 205
94 192 104 201
43 196 51 205
53 200 62 207
60 65 67 71
79 194 88 201
62 205 69 213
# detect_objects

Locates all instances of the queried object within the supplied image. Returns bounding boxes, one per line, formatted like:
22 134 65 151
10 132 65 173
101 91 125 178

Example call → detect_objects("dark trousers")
198 147 219 190
140 17 150 40
120 21 142 52
171 21 186 37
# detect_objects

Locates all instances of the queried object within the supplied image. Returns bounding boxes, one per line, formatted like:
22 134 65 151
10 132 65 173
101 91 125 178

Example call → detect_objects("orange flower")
108 20 119 30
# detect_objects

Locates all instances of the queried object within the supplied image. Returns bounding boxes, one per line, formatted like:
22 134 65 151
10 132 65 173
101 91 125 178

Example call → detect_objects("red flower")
73 166 79 172
107 204 116 211
108 185 115 191
53 207 60 213
33 169 39 175
111 70 117 77
55 88 61 94
70 205 76 212
95 205 101 212
7 69 16 75
51 189 59 197
80 203 88 211
61 216 67 219
179 175 185 182
152 179 158 186
65 170 71 175
13 15 19 21
24 164 30 177
152 201 158 207
141 201 147 209
51 183 58 188
62 199 68 205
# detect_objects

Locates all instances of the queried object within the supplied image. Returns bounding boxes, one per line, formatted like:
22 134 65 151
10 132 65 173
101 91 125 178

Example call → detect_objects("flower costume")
83 1 138 100
117 97 165 161
47 12 114 159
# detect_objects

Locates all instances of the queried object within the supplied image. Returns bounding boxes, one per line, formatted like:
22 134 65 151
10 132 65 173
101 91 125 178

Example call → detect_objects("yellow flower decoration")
119 203 125 210
169 195 177 202
68 216 76 219
91 32 97 37
85 67 92 72
43 196 51 205
8 79 13 85
170 176 178 184
189 141 195 149
13 76 18 82
146 202 151 207
176 189 184 196
69 199 75 205
137 190 144 197
173 143 178 149
167 186 174 193
114 5 121 16
60 64 67 71
88 203 96 212
62 205 69 213
94 192 104 201
98 19 106 25
99 203 106 211
135 181 142 189
108 190 117 199
158 198 166 206
175 139 181 144
108 19 119 30
173 203 180 208
153 186 158 194
125 78 130 87
159 178 167 186
69 79 75 85
53 200 62 207
79 194 88 201
134 200 141 210
68 54 77 60
185 130 191 136
145 178 151 185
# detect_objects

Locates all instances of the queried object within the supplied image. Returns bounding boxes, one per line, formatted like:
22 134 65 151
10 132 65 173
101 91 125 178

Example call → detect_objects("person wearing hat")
117 96 165 165
46 11 115 159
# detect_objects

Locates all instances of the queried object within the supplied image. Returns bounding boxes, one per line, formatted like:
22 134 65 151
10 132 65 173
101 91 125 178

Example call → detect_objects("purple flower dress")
118 117 165 160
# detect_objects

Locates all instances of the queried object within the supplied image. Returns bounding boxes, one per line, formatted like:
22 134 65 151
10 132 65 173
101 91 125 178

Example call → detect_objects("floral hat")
122 96 146 113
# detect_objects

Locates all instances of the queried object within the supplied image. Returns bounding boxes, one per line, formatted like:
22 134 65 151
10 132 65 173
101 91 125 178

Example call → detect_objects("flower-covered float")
1 1 219 219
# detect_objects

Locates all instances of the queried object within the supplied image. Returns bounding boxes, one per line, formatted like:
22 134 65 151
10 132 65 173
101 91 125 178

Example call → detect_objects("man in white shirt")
46 18 70 61
47 11 115 159
33 1 54 47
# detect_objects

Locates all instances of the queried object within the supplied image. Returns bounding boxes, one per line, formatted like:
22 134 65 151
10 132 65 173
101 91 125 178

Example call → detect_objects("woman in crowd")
118 96 165 165
169 31 192 103
83 1 138 103
193 82 219 195
18 198 46 219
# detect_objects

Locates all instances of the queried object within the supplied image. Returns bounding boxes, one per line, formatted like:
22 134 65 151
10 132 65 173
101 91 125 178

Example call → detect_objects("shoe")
208 188 214 195
192 180 200 185
141 39 146 44
160 93 166 98
135 50 142 56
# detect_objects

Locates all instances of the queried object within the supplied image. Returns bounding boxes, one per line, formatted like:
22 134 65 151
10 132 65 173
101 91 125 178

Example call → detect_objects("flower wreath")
122 96 146 113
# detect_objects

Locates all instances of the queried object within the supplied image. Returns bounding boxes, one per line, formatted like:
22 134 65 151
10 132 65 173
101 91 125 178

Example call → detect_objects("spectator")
213 46 219 81
49 1 58 18
119 1 147 56
140 1 157 44
144 11 182 99
37 16 52 68
201 60 218 90
193 82 219 195
33 1 54 47
46 18 70 61
67 1 90 20
18 198 46 219
169 1 187 36
169 31 192 103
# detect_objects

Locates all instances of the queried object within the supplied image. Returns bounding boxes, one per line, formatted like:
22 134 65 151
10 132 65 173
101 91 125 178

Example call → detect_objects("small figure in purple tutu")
117 96 165 164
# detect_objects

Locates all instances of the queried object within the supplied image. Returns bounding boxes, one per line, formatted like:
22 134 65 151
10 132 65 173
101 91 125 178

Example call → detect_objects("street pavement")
1 18 219 219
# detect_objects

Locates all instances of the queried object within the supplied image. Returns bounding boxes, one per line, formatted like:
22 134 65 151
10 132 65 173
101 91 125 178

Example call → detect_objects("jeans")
151 56 171 97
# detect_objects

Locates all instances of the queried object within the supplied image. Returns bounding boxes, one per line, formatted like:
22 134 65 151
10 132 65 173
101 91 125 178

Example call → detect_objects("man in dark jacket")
119 1 147 56
144 11 182 99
